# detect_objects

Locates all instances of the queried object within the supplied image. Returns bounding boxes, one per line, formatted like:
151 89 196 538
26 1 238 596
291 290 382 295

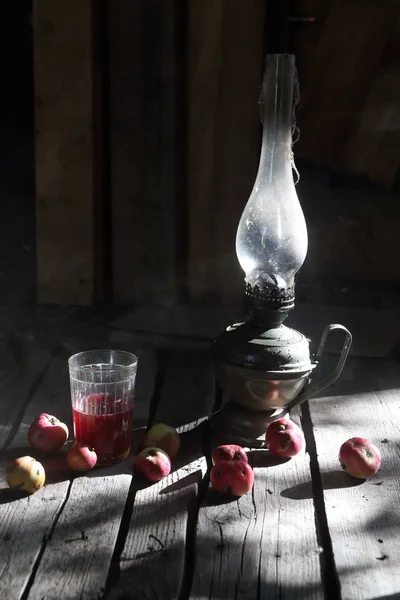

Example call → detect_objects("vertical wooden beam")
174 0 189 300
342 17 400 189
34 0 105 305
109 0 177 305
289 0 332 93
187 0 266 302
296 0 399 169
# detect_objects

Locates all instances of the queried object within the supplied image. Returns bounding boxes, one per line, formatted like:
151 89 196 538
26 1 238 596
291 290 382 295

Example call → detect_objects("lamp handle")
284 323 352 413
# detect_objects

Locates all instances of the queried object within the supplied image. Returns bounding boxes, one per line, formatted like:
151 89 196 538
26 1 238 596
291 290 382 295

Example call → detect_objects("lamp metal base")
209 400 287 448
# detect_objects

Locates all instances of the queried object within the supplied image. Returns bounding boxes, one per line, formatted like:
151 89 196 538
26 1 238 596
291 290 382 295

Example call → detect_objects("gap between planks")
23 341 157 600
103 345 172 597
0 334 157 600
106 347 216 600
301 401 342 600
0 353 74 600
306 356 400 600
190 406 324 600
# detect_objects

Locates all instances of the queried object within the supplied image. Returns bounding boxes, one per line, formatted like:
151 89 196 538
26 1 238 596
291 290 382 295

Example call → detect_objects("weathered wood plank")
191 407 323 599
25 343 156 600
108 464 205 600
109 0 177 304
187 0 225 301
27 469 133 600
108 348 215 599
0 332 155 600
34 0 104 304
0 355 73 600
307 356 400 599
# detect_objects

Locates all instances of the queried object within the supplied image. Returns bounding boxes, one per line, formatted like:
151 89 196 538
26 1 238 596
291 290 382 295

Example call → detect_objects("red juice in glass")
73 393 134 465
68 350 138 467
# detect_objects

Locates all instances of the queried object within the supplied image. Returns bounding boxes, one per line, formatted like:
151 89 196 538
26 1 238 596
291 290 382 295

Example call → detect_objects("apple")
266 417 296 444
339 437 381 479
135 447 171 482
210 460 254 496
6 456 46 494
266 417 305 457
67 443 97 471
266 423 305 458
28 413 69 452
143 423 180 459
212 444 248 465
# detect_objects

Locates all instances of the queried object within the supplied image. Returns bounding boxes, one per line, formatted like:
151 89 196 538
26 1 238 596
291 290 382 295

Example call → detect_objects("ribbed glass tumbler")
68 350 138 466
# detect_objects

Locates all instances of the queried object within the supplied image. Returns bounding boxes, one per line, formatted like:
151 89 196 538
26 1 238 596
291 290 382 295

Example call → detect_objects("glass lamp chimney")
235 54 307 294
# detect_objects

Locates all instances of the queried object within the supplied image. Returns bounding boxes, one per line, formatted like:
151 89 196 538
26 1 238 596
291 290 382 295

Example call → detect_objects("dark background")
0 0 35 304
1 0 400 309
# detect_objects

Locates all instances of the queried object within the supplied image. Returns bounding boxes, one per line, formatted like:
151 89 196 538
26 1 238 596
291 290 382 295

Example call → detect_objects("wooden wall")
108 0 265 305
186 1 266 303
294 0 400 188
109 1 178 306
34 0 400 305
34 0 105 304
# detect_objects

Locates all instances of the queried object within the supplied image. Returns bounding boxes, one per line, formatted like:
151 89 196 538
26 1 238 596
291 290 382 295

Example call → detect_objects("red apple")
210 460 254 496
267 425 305 458
143 423 180 459
339 437 381 479
28 413 69 452
212 444 248 465
266 417 297 444
135 447 171 482
266 417 305 457
67 443 97 471
6 456 46 494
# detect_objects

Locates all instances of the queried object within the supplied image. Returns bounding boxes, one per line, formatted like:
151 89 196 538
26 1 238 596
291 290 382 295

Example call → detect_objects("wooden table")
0 305 400 600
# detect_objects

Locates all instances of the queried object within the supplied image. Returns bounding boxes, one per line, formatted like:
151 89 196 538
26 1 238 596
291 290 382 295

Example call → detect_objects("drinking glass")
68 349 138 466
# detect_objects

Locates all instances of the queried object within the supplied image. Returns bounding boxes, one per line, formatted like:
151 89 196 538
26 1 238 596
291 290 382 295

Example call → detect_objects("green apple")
143 423 180 459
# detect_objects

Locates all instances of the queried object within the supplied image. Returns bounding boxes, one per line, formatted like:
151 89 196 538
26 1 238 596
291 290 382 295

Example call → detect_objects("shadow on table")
280 469 364 500
248 449 291 468
199 487 238 506
0 487 31 504
159 469 202 495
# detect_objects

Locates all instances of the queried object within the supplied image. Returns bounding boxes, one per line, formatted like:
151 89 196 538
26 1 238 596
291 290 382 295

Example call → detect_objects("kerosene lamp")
212 54 352 445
